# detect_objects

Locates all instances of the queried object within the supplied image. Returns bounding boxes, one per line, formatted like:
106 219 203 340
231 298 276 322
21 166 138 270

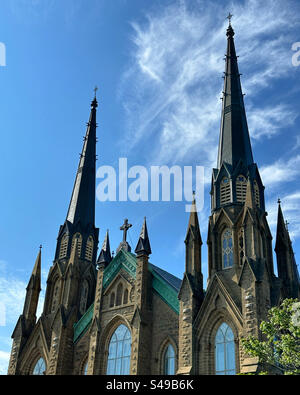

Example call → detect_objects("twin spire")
66 93 98 229
217 17 254 170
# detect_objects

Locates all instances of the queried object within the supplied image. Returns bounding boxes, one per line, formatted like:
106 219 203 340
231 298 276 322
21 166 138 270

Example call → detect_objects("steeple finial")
91 86 98 109
227 12 233 26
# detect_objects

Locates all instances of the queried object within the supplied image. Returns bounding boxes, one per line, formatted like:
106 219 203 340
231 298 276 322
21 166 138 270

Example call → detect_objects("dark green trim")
73 303 94 343
73 251 180 342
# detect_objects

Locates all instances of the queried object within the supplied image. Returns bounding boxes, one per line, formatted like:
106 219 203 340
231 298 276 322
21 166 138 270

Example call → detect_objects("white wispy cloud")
260 155 300 187
120 0 299 168
247 104 298 140
0 350 10 375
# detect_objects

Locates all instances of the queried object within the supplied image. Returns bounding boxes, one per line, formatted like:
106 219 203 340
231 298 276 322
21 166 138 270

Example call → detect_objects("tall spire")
217 20 254 169
185 194 202 245
66 94 98 229
23 247 42 321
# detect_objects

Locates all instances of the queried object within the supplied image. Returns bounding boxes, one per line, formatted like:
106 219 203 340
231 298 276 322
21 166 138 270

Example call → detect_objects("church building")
7 21 299 375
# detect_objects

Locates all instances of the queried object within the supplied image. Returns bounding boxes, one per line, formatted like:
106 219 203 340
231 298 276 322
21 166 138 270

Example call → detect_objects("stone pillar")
87 264 105 375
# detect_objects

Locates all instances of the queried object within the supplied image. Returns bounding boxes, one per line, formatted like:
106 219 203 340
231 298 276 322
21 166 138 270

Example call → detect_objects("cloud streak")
120 0 299 169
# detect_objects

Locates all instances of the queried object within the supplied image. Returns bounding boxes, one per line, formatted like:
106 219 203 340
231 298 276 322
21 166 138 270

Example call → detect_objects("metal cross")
120 218 132 243
227 12 233 25
285 220 289 231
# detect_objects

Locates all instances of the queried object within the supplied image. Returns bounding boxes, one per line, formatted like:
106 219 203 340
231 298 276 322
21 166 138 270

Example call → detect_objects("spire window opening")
71 233 82 257
254 181 260 207
236 175 247 203
220 177 231 205
85 236 94 261
59 234 68 259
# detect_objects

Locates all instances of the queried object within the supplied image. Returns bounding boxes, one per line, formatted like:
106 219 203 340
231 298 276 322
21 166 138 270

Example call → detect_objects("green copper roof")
73 302 94 343
73 250 181 342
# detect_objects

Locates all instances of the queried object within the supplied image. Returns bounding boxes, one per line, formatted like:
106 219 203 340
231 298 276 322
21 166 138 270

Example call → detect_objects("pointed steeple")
275 199 288 250
185 196 202 278
185 195 202 245
66 94 98 229
135 217 152 256
275 199 300 298
23 247 42 322
217 21 254 170
28 246 42 290
97 230 112 267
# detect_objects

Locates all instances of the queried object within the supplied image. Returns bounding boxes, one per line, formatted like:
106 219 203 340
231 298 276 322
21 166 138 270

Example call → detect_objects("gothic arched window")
106 324 131 375
83 361 88 375
164 344 175 375
51 278 61 313
79 279 89 315
116 283 123 306
236 175 247 203
32 358 46 375
220 177 231 205
85 236 94 261
222 228 233 269
110 292 115 308
123 289 129 305
215 323 236 375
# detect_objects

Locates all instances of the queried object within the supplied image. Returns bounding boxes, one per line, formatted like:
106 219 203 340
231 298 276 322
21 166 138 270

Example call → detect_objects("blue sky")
0 0 300 374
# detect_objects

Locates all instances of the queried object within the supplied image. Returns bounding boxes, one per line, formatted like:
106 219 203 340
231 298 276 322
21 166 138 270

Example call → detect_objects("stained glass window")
106 324 131 375
164 344 175 375
32 358 46 375
222 228 233 268
215 323 235 375
83 361 88 375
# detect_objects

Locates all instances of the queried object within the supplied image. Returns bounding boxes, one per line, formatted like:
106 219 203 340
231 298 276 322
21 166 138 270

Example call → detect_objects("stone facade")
7 23 299 376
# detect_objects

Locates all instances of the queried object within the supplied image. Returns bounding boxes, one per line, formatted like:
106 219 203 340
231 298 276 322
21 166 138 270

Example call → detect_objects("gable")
73 249 181 342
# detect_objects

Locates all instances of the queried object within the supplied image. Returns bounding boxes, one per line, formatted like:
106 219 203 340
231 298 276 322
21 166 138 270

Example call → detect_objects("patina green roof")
73 249 181 342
